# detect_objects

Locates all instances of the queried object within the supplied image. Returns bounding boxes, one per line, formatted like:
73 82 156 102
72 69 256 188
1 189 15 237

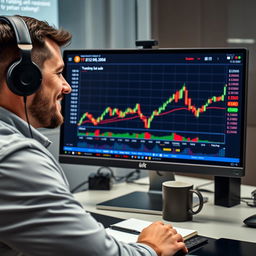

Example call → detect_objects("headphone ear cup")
7 60 42 96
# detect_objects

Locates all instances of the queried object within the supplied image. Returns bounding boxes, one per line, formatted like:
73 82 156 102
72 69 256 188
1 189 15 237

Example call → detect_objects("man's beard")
29 89 63 128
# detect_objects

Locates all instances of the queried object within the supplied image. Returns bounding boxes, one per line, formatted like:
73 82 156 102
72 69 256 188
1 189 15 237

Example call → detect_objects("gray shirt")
0 107 157 256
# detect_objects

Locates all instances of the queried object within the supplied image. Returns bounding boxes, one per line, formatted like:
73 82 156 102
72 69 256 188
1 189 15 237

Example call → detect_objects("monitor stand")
96 171 206 214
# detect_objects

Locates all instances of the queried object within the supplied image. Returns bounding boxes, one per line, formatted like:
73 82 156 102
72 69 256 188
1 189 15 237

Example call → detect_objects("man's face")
29 39 71 128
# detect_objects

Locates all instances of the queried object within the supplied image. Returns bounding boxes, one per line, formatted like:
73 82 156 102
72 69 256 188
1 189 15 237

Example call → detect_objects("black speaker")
214 176 241 207
0 16 42 96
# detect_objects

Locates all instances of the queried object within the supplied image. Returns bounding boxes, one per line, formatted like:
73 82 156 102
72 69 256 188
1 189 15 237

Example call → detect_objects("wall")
58 0 151 50
151 0 256 185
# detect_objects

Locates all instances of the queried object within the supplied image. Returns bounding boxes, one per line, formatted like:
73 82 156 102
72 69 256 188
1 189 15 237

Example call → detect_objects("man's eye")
57 72 63 77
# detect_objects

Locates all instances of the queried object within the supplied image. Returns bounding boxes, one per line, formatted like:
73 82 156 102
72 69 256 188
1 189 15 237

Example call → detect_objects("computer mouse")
243 214 256 228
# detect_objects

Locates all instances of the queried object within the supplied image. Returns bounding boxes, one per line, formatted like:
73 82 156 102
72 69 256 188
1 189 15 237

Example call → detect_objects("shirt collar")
0 107 52 148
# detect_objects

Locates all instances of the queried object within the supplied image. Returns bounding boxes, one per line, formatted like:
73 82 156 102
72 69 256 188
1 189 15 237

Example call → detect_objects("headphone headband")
0 16 32 45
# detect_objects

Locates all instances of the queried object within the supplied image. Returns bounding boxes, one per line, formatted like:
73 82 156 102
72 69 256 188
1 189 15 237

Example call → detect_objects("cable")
96 166 142 183
71 167 143 194
241 189 256 207
124 169 141 183
111 168 142 183
71 167 114 194
23 96 33 138
241 197 256 207
71 180 89 193
195 181 214 193
97 166 115 179
71 167 113 194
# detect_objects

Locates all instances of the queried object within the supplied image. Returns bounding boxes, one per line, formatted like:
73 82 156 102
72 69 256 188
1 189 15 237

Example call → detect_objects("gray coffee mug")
162 181 204 222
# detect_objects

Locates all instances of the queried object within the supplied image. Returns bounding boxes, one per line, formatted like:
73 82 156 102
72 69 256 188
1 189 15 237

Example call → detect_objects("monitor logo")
139 162 147 168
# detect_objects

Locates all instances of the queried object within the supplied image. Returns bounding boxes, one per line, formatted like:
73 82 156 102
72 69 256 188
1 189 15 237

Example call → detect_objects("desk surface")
74 175 256 243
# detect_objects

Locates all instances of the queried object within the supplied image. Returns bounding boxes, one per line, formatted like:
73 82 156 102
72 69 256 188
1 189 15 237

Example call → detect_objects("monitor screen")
59 48 248 178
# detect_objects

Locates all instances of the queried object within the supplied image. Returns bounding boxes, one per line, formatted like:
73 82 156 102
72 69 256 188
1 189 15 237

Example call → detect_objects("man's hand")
137 221 188 256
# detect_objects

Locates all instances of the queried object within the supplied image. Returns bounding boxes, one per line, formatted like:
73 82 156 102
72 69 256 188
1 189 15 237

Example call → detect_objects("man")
0 16 188 256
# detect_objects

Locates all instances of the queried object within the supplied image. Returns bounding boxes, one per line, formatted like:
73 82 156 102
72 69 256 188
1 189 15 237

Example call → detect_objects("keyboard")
174 236 208 256
185 236 208 251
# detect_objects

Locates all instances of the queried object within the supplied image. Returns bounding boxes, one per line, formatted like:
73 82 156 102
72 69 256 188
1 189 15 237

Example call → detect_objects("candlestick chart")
77 81 227 144
79 83 226 128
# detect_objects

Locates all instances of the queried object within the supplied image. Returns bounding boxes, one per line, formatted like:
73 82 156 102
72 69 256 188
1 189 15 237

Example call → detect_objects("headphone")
0 16 42 96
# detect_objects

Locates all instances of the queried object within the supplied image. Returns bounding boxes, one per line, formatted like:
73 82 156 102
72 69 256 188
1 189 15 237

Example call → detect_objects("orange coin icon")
74 56 81 63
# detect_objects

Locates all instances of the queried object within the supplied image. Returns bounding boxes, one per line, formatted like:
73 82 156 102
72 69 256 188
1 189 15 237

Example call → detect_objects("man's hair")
0 15 72 87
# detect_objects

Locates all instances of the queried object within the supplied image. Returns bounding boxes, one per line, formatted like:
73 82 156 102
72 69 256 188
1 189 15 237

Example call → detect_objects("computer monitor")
59 48 248 211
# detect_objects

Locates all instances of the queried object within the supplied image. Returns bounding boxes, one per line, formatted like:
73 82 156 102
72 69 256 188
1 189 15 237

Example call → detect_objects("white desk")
74 175 256 243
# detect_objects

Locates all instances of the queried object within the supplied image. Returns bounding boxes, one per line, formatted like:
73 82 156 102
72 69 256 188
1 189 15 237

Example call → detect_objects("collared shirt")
0 107 157 256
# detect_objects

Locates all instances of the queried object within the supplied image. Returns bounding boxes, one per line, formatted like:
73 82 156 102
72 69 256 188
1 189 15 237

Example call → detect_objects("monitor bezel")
59 48 248 178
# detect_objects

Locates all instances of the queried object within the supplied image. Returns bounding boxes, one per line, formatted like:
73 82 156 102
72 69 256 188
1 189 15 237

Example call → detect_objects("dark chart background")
61 51 246 167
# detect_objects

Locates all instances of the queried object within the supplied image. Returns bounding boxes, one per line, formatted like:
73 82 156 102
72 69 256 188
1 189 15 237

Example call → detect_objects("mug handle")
189 189 204 215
